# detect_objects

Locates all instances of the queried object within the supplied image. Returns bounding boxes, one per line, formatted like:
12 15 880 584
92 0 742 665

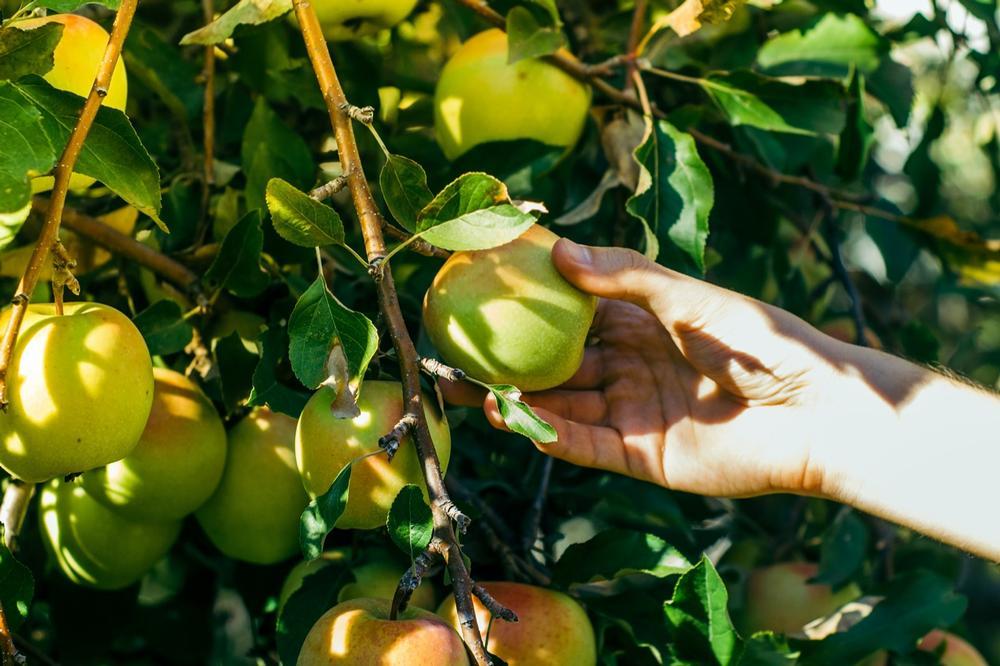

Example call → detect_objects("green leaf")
664 557 740 666
813 508 868 588
299 462 352 560
180 0 293 45
124 25 203 123
266 178 345 247
0 82 54 244
835 71 874 182
248 324 310 418
379 154 432 233
757 13 886 78
386 485 433 560
214 331 258 415
23 0 120 10
287 276 378 396
488 384 557 443
801 571 966 665
506 6 567 63
204 210 268 298
626 119 713 272
276 559 349 666
0 22 61 82
0 526 33 630
241 99 314 212
133 300 194 357
553 529 692 587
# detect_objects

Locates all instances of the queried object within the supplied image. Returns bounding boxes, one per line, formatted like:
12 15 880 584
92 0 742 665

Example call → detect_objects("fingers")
552 238 675 310
522 389 608 425
437 378 487 407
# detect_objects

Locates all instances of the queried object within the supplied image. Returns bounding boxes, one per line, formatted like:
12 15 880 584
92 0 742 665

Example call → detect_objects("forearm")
818 345 1000 561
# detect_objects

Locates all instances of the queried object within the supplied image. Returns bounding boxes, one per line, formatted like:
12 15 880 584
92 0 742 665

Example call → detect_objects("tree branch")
0 0 139 410
0 602 20 666
292 3 499 663
200 0 216 207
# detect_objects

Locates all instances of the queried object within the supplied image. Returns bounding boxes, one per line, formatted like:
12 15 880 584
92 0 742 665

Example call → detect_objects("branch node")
472 584 518 623
9 295 27 308
390 539 443 619
310 175 349 201
419 357 466 382
338 102 375 125
94 86 108 99
367 255 386 280
436 498 471 533
378 412 419 462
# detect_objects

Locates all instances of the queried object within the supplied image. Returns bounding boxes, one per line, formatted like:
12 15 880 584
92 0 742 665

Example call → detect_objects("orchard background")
0 0 998 663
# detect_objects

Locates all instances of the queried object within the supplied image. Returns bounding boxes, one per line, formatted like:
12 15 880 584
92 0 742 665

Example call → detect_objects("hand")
443 239 865 499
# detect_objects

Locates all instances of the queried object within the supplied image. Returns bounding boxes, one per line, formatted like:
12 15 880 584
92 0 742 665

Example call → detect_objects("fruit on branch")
741 562 861 635
917 631 988 666
278 547 436 613
438 581 597 666
81 368 226 522
298 598 469 666
16 14 129 192
423 225 597 392
434 29 592 160
0 302 153 483
296 381 452 530
195 408 307 565
312 0 419 41
38 479 181 590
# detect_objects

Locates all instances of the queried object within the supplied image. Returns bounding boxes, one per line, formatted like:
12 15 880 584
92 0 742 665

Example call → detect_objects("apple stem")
0 0 140 411
50 241 80 317
291 3 505 663
521 456 554 556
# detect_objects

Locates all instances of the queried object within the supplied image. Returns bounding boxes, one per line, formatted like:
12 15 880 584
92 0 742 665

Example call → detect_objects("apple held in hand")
298 598 468 666
296 381 451 530
82 368 227 522
434 29 591 160
39 479 181 590
423 225 597 392
0 302 153 483
741 562 861 635
195 408 307 565
438 581 597 666
16 14 128 192
313 0 419 41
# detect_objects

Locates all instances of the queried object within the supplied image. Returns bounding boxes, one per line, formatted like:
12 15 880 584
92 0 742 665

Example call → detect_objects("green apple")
16 14 128 192
82 368 227 522
299 598 468 665
313 0 419 41
296 381 451 530
423 225 597 392
434 29 591 160
39 479 181 590
438 581 596 666
0 302 153 483
742 562 861 635
195 408 307 565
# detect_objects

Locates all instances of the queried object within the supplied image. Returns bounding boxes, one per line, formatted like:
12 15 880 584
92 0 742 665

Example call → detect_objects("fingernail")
561 239 592 265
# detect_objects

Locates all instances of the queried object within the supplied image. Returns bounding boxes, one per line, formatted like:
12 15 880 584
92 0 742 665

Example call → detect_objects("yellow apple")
0 302 153 483
434 29 591 160
742 562 861 635
38 479 181 590
423 225 597 392
438 581 596 665
313 0 419 41
195 408 307 565
296 380 451 530
17 14 128 192
298 598 469 665
81 368 227 522
278 548 436 613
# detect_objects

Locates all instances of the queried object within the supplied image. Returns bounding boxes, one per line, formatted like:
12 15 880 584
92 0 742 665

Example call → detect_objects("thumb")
552 238 676 310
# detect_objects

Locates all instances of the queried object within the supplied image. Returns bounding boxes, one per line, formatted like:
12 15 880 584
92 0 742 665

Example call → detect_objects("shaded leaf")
664 557 739 665
277 558 349 665
386 485 433 560
300 462 352 560
0 526 33 630
133 300 194 356
554 529 692 587
248 324 310 418
379 154 432 233
506 6 566 63
0 22 61 81
204 211 268 297
813 508 868 588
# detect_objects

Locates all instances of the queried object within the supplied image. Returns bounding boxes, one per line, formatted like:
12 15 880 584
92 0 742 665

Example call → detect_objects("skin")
82 368 227 522
296 381 451 530
313 0 419 41
741 562 860 635
298 598 468 666
18 14 128 192
423 225 597 392
38 479 181 590
195 408 307 565
438 581 596 666
0 302 153 483
278 548 436 613
434 29 591 159
444 239 1000 562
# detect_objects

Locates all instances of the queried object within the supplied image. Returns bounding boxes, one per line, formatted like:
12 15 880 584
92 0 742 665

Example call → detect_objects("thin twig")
0 0 139 409
292 3 496 662
0 603 21 666
814 186 869 347
0 481 34 553
521 456 554 555
378 412 419 461
419 357 466 383
472 584 518 622
623 0 648 93
200 0 216 212
390 539 444 620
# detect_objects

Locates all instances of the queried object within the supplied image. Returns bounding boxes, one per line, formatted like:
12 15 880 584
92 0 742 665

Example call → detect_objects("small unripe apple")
82 368 227 522
17 14 128 192
39 479 181 590
742 562 861 635
918 630 989 666
423 225 597 392
296 381 451 530
313 0 419 41
298 598 469 666
278 548 436 613
0 302 153 483
434 29 591 160
437 581 597 666
195 408 307 565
